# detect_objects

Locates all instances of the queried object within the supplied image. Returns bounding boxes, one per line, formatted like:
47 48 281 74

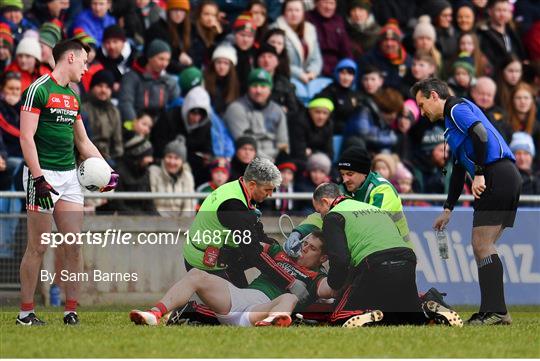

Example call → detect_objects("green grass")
1 306 539 358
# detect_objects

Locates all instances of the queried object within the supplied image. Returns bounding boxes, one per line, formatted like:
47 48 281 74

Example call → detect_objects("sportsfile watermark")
40 228 254 248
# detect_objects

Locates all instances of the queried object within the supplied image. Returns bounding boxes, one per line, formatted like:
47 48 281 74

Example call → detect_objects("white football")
77 157 111 191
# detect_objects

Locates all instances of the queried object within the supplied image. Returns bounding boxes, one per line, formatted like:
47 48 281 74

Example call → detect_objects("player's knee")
283 292 299 305
186 268 207 283
25 243 48 258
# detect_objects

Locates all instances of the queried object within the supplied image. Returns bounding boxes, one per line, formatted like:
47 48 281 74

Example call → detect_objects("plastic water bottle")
436 230 449 260
49 284 61 306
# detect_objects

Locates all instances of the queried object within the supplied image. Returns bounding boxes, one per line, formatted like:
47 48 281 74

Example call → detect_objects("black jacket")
317 82 363 135
478 23 526 69
290 110 334 161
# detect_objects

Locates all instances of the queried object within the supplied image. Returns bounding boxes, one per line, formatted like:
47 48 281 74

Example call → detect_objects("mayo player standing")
17 40 119 326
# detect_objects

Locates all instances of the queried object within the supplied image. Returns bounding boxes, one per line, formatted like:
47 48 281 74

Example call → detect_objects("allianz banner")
405 207 540 305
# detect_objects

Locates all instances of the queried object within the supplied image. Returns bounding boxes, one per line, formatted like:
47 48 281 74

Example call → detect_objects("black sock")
478 254 507 314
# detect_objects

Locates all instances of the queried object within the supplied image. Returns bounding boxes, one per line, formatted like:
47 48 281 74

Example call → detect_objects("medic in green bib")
183 157 311 302
284 146 411 257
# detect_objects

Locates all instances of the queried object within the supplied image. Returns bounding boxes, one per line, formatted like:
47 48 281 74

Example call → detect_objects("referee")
411 78 521 325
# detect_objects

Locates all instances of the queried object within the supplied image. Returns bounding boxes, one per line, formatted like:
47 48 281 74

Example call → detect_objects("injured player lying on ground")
130 232 462 327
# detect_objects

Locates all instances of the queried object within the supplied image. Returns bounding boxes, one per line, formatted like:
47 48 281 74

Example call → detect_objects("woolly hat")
16 37 41 61
334 58 358 81
510 132 536 157
424 0 451 20
256 43 278 59
236 136 257 151
0 22 13 51
179 66 202 95
248 68 272 88
308 97 334 112
72 28 97 47
338 146 371 174
212 43 238 66
167 0 190 11
379 19 403 42
0 0 23 11
307 152 332 175
90 69 115 89
403 99 420 121
125 135 153 158
233 11 257 34
275 151 297 172
452 52 475 77
102 24 126 42
164 135 187 160
372 153 397 179
413 15 436 40
209 157 231 174
349 0 371 11
395 162 413 182
39 20 62 49
146 38 171 59
421 126 445 153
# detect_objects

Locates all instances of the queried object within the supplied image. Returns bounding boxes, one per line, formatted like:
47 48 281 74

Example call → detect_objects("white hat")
16 37 42 62
212 43 237 66
413 15 436 41
510 132 536 157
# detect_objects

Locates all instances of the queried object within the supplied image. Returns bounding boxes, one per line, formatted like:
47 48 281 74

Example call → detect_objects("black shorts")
473 159 522 228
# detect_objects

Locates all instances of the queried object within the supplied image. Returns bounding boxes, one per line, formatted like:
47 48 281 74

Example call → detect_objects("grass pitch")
1 306 539 358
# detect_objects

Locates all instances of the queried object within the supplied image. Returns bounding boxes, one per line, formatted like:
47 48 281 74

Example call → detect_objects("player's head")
410 78 450 122
243 157 281 203
338 146 371 192
296 231 328 269
52 39 90 82
312 182 341 216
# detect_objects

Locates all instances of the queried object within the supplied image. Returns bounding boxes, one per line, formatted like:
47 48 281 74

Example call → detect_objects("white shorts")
23 166 84 213
215 282 271 327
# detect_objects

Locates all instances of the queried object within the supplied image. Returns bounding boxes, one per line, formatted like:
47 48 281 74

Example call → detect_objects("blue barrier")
405 207 540 305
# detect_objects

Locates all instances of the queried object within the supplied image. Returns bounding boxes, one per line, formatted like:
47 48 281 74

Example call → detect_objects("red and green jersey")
248 243 326 304
21 74 81 171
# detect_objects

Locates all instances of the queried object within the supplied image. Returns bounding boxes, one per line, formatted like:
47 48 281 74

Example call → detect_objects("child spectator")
230 11 257 94
345 0 380 59
360 64 384 97
456 31 491 77
204 43 239 116
316 58 362 135
0 22 13 72
71 0 116 47
5 36 49 92
149 136 196 215
262 151 297 214
509 132 539 194
229 136 257 181
73 28 102 95
495 55 523 111
123 111 154 141
401 51 437 98
290 97 334 160
190 0 225 68
146 0 192 74
295 152 331 213
38 20 62 71
196 157 230 194
82 69 123 164
372 153 397 182
448 53 475 98
394 99 419 162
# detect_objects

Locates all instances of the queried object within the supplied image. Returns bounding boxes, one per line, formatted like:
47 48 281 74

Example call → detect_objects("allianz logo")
411 231 540 284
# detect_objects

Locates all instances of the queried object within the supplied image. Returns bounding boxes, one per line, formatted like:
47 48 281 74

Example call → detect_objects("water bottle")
49 284 61 306
436 230 449 260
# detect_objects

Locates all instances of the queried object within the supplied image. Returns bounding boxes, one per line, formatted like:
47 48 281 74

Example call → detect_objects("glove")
33 175 59 210
288 279 309 304
100 171 119 192
284 231 303 258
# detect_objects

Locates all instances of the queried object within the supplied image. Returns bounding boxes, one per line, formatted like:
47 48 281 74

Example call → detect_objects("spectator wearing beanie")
38 20 62 70
82 69 123 164
261 150 298 214
119 39 180 123
290 97 334 160
146 0 192 74
317 58 363 135
306 0 352 78
71 0 116 47
0 0 35 43
255 42 302 131
149 135 196 215
97 25 137 92
72 28 106 96
412 15 443 78
224 68 289 160
24 0 68 29
102 135 157 214
230 11 258 94
195 157 231 209
358 19 412 91
510 132 539 195
448 52 476 98
296 152 332 213
345 0 380 59
0 22 14 72
152 86 213 185
229 136 257 181
5 36 49 92
271 0 324 103
372 153 398 183
205 43 239 115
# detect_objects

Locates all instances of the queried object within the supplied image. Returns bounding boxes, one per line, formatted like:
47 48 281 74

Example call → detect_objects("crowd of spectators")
0 0 539 215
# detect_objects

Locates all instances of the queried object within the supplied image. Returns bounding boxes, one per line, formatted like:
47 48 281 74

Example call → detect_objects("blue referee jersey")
443 97 515 176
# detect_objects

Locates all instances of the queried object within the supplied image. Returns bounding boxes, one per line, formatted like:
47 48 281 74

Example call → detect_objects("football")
77 157 111 191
